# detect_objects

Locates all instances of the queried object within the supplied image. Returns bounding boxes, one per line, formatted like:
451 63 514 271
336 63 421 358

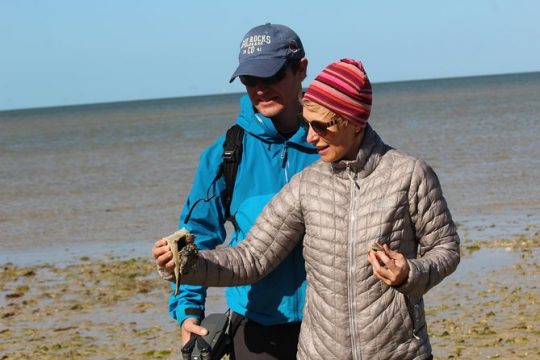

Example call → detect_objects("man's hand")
152 238 175 271
181 318 209 346
368 244 410 286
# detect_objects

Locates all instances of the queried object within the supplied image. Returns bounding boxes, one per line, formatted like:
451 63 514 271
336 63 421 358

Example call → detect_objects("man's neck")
271 107 301 133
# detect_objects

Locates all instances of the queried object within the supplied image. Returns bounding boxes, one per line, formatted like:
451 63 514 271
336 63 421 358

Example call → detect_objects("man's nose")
254 80 270 93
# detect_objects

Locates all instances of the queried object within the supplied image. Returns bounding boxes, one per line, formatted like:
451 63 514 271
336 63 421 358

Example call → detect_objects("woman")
155 58 460 359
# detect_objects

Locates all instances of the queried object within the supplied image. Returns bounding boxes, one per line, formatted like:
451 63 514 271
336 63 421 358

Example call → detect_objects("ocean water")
1 72 539 265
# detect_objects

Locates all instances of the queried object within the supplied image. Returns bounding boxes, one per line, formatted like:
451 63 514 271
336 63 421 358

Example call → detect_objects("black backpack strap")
221 125 244 231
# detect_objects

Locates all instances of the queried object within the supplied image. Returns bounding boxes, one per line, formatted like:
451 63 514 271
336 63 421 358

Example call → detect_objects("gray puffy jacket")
181 125 460 360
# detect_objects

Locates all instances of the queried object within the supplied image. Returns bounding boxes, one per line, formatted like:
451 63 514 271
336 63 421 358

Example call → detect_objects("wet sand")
2 74 539 358
1 231 538 359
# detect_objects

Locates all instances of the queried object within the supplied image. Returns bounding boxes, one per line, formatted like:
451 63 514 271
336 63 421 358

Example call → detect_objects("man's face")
242 59 307 121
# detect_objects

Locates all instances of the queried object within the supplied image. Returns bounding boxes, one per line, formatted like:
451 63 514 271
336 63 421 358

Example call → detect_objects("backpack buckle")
222 149 237 162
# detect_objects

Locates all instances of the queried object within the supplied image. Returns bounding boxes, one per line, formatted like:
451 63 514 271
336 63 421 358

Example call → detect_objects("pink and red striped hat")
303 58 372 128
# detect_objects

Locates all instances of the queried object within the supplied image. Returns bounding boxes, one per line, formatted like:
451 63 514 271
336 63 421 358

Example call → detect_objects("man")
152 23 319 359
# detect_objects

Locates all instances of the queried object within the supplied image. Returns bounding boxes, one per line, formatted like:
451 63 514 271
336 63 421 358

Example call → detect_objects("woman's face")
303 107 363 163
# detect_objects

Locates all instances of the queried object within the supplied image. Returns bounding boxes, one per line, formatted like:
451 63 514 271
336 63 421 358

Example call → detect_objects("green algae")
1 233 539 359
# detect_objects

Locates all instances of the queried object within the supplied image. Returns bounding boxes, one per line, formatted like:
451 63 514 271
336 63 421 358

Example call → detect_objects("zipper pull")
280 143 288 161
348 168 360 189
281 143 289 182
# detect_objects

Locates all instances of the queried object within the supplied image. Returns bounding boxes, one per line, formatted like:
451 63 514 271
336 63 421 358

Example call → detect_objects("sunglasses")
302 117 346 136
239 62 289 87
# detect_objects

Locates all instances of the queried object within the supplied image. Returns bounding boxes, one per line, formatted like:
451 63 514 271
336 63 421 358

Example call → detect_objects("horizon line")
1 70 538 114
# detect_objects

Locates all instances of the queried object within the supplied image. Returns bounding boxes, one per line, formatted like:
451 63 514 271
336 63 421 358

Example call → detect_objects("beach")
1 72 539 359
1 233 538 359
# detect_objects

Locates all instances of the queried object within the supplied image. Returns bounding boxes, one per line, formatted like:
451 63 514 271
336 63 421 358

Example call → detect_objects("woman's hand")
152 238 175 271
368 244 410 286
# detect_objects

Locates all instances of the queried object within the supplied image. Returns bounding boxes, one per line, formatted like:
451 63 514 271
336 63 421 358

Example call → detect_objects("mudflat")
1 231 538 359
2 73 539 359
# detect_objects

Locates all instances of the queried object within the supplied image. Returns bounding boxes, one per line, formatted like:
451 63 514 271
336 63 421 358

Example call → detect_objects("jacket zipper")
347 168 362 360
281 141 299 320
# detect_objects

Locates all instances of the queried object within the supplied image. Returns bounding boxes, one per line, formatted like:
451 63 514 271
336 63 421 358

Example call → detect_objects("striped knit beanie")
303 58 372 128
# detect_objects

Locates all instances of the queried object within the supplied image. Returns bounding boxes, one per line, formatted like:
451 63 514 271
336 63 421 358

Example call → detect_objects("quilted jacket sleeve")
399 159 460 299
180 172 306 287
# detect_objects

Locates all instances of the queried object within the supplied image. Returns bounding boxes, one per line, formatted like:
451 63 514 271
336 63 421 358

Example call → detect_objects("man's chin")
255 103 284 118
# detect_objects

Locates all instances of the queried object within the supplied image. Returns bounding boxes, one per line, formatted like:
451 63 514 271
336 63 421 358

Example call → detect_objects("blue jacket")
169 95 319 326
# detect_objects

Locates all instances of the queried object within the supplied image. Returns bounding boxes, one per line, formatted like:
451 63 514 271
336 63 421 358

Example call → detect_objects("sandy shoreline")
2 73 539 359
1 232 539 359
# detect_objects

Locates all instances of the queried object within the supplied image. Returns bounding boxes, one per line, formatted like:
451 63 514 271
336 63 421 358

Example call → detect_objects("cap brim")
229 58 287 83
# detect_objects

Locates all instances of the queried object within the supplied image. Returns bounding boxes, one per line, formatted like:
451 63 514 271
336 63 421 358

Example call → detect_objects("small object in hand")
371 242 387 267
371 242 385 253
163 228 198 296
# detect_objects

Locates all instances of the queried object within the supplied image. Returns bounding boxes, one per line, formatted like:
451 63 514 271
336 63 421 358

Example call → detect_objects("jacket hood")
332 124 389 178
235 95 315 151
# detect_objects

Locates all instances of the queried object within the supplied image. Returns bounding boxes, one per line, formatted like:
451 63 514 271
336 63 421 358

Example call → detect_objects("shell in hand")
163 228 198 296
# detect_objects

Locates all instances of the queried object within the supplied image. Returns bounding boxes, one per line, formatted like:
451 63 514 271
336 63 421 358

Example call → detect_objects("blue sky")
1 1 539 111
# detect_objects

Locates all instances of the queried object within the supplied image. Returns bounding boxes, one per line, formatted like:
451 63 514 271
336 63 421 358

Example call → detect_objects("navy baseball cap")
229 23 305 83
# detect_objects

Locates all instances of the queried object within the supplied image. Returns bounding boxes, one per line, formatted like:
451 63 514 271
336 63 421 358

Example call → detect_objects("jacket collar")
235 95 315 151
331 124 387 178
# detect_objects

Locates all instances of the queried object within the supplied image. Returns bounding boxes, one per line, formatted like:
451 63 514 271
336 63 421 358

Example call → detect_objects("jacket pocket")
405 295 425 340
